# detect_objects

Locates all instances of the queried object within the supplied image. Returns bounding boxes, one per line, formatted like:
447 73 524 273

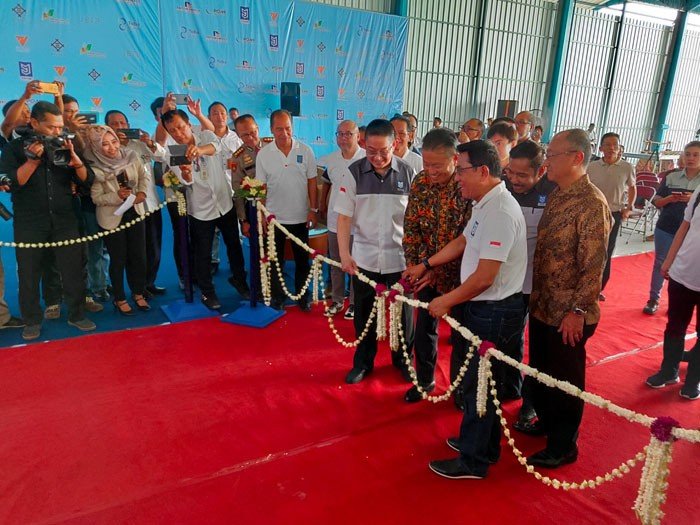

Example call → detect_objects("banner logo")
295 62 304 76
81 43 106 58
381 30 394 40
313 20 329 32
87 69 101 81
13 4 27 18
240 6 250 23
335 45 347 57
118 18 141 31
51 39 65 53
18 61 33 80
235 60 254 71
91 98 103 112
270 12 279 26
316 85 325 100
316 66 325 78
237 82 255 94
296 16 305 27
336 110 345 121
54 66 66 77
177 2 199 14
208 56 226 69
269 35 278 50
42 9 69 24
129 99 141 111
317 42 326 52
180 27 200 39
206 8 226 16
121 73 146 87
206 30 227 43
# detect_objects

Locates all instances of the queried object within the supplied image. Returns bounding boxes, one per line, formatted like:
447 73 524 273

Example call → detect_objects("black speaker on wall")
497 99 518 119
280 82 301 116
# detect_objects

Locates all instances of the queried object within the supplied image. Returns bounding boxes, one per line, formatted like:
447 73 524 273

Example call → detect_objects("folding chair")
624 183 657 244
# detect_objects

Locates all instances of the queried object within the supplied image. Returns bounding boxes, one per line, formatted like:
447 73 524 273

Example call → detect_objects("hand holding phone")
122 128 141 140
37 81 60 95
173 93 189 105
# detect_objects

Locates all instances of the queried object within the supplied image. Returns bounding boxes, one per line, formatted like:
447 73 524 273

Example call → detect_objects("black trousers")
351 268 414 371
660 278 700 384
189 207 246 297
167 201 185 281
602 211 622 291
529 316 596 456
14 224 86 325
103 208 147 302
271 223 310 303
40 249 63 305
145 208 163 288
414 286 440 385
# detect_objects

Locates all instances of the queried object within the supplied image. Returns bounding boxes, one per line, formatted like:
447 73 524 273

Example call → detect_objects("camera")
23 131 76 167
0 175 12 221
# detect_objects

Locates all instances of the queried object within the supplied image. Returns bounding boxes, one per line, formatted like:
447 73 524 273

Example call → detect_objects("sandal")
113 300 135 316
133 294 151 312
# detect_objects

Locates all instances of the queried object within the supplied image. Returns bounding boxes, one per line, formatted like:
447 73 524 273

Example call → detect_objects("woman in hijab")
86 125 151 315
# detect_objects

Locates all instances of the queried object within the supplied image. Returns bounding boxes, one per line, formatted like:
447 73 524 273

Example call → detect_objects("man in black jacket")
0 101 96 340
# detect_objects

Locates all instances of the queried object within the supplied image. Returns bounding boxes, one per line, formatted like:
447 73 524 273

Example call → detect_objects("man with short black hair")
228 107 239 129
433 117 442 129
426 139 527 480
527 129 611 468
487 122 518 168
336 119 415 384
0 101 97 340
390 115 422 176
256 109 317 311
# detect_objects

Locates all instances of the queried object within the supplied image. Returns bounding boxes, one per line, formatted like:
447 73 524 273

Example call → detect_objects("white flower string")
1 201 168 249
311 255 323 304
327 300 379 348
256 201 700 445
476 352 492 417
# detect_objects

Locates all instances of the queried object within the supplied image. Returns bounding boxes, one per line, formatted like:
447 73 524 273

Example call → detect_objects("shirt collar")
359 156 397 177
558 174 590 195
474 181 505 209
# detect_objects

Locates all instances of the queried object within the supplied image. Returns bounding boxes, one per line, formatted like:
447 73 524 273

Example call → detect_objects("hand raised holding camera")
185 144 201 161
65 139 84 169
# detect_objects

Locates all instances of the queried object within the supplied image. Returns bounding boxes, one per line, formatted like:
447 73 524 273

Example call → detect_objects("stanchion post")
246 198 261 308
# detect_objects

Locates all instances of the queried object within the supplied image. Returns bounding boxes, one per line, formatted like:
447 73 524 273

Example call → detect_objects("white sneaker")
324 302 344 317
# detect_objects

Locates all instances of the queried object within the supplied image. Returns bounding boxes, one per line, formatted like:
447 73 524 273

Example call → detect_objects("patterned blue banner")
0 1 407 156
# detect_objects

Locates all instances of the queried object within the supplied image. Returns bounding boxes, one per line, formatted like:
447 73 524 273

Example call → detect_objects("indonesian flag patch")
489 241 502 247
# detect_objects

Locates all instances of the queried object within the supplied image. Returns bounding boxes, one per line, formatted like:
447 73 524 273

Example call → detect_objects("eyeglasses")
515 120 531 126
455 165 480 174
461 126 480 134
544 150 578 160
335 131 356 138
366 146 392 157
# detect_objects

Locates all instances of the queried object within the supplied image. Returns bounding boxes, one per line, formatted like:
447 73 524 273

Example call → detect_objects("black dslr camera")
0 174 13 220
23 131 76 167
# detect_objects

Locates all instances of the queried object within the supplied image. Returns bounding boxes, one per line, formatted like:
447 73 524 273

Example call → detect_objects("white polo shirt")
166 130 233 221
334 156 413 274
588 158 635 212
669 186 700 291
256 138 317 224
400 149 423 179
461 181 527 301
319 147 366 233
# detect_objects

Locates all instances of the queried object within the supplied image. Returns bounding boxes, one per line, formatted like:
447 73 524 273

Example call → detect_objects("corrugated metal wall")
309 0 393 14
665 27 700 150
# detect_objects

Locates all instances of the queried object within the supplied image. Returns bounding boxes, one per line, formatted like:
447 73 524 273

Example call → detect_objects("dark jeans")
414 286 440 385
271 223 310 304
454 294 526 476
529 316 596 456
102 208 147 302
602 211 622 291
15 224 86 325
351 268 415 371
189 207 246 296
660 278 700 384
145 208 163 288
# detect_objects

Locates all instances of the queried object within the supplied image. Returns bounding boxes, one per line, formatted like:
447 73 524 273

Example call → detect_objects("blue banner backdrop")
1 1 407 157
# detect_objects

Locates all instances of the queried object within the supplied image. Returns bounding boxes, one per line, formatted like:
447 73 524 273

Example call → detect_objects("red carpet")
0 253 697 524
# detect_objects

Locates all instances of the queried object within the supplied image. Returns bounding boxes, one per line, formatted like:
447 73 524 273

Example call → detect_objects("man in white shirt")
318 120 365 318
161 109 249 310
390 115 423 178
588 132 636 295
336 119 416 384
256 109 318 312
423 140 527 480
105 109 168 297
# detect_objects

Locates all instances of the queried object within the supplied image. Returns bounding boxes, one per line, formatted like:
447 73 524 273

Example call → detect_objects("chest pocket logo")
538 194 547 207
470 220 479 237
296 155 303 164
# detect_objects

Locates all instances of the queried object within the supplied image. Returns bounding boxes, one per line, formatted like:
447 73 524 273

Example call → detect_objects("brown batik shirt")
530 174 612 327
403 172 472 294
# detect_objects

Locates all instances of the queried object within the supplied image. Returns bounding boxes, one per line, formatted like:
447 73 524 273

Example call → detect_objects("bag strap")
692 191 700 219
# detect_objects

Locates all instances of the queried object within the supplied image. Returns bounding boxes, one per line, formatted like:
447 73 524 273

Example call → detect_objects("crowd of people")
1 81 699 480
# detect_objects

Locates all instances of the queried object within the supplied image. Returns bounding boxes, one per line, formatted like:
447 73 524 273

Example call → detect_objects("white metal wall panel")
665 27 700 150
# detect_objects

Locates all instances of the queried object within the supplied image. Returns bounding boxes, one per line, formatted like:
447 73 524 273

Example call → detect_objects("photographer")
0 101 96 340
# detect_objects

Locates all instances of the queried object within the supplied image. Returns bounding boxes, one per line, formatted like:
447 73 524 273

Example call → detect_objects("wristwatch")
422 257 432 270
572 307 587 316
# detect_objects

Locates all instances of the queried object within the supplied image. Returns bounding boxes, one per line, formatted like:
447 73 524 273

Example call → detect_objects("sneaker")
343 305 355 320
201 293 221 310
85 296 104 313
68 318 96 332
646 371 680 389
324 302 344 317
21 324 41 340
680 383 700 400
643 300 659 315
44 304 61 320
94 290 110 302
0 316 25 329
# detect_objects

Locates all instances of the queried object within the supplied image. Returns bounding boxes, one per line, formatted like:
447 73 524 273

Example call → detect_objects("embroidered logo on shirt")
470 220 479 236
339 186 346 193
538 194 547 207
296 155 303 164
397 180 404 190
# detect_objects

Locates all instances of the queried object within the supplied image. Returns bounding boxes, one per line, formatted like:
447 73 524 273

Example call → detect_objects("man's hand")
661 259 672 279
25 141 45 160
402 263 427 285
185 145 201 161
163 92 177 113
340 253 358 275
134 192 146 205
179 164 193 183
621 208 632 220
558 312 585 347
241 221 251 237
187 97 203 117
66 139 83 168
65 113 89 132
22 81 42 100
413 269 436 293
428 295 451 318
307 211 317 229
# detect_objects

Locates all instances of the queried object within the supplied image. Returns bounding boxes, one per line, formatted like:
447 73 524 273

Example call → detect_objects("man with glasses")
458 118 485 144
336 119 415 384
401 129 472 403
390 115 423 177
527 129 611 468
423 140 527 480
514 111 534 144
318 120 365 319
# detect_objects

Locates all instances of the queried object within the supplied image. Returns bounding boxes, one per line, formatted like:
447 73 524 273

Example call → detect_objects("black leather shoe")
201 293 221 310
404 382 435 403
297 299 311 312
445 438 499 464
146 285 166 296
513 418 546 436
429 458 485 480
345 367 371 384
270 299 285 311
228 276 251 300
454 390 465 412
681 350 692 363
527 446 578 469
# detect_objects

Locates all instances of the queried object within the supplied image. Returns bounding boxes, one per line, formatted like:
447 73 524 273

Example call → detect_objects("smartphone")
37 81 60 95
168 144 190 166
77 113 98 124
122 128 141 139
173 93 189 105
